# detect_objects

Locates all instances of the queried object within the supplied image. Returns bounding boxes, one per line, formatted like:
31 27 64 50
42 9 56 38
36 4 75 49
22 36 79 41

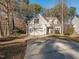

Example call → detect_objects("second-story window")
34 18 39 24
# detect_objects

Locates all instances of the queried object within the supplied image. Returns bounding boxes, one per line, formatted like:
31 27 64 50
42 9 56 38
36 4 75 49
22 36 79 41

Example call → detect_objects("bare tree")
0 0 16 36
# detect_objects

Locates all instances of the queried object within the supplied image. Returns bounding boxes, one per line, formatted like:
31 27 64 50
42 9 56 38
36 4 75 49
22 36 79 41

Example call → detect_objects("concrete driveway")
24 37 79 59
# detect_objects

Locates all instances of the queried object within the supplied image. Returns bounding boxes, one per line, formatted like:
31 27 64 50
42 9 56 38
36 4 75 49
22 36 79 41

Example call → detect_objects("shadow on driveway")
25 37 79 59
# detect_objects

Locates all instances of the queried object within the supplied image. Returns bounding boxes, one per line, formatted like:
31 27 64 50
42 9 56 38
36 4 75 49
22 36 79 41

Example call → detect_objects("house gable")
72 16 79 25
29 14 50 27
48 17 61 26
72 16 79 34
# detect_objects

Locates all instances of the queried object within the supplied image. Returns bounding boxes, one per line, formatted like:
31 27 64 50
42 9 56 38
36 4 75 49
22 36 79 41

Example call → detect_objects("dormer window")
34 18 39 24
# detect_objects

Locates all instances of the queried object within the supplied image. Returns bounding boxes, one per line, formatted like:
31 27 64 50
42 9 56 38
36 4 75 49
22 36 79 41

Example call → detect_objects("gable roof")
72 16 79 25
36 14 51 27
45 16 61 25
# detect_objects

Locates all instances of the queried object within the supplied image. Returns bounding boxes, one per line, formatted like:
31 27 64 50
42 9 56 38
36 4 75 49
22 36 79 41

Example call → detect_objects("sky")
29 0 79 14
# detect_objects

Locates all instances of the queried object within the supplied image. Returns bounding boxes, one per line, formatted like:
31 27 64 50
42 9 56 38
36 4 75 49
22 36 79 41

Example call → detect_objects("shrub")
64 25 74 35
14 27 26 35
55 30 60 34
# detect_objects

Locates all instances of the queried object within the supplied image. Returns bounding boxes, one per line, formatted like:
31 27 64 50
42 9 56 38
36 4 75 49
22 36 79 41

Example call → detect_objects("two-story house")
28 14 62 35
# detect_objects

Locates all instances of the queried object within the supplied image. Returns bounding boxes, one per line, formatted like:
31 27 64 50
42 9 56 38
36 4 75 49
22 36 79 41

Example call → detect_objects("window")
30 29 33 33
34 18 39 24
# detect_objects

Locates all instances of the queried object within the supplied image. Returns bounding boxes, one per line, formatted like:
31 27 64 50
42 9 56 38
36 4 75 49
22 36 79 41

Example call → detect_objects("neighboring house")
72 16 79 34
28 14 62 35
